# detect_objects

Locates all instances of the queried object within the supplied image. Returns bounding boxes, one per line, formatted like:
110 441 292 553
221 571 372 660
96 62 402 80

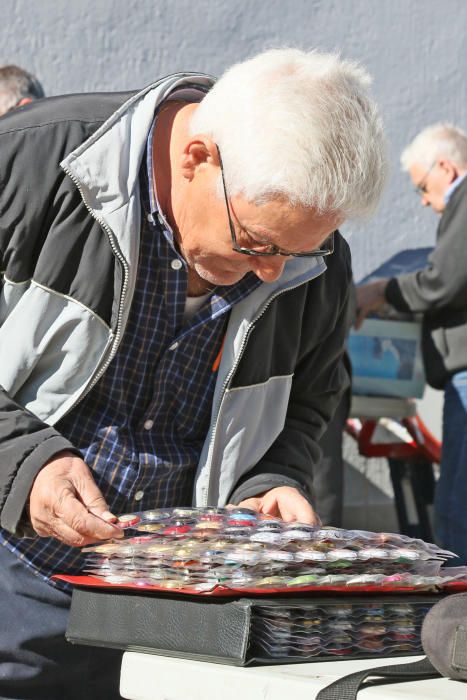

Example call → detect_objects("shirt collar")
146 88 206 241
444 172 467 204
146 116 177 239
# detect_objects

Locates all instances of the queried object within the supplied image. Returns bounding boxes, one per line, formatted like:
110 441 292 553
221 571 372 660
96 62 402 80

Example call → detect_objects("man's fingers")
71 463 121 526
236 497 262 512
73 469 118 523
283 500 321 525
28 452 123 546
257 498 281 518
99 510 119 524
45 520 92 548
55 495 123 546
259 487 322 526
273 497 317 524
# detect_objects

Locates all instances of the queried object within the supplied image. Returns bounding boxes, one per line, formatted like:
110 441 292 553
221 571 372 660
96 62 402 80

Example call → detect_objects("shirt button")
171 259 183 270
168 342 179 351
134 490 144 501
143 419 154 430
147 212 154 223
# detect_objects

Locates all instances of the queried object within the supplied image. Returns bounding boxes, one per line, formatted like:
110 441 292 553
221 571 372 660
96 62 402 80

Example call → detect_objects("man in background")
357 123 467 563
0 64 44 116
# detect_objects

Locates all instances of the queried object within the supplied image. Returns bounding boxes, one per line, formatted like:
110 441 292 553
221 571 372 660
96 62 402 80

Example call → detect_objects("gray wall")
2 0 467 279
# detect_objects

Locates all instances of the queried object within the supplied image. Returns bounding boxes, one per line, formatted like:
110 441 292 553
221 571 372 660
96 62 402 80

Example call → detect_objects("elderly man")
0 49 386 697
0 63 44 115
357 123 467 564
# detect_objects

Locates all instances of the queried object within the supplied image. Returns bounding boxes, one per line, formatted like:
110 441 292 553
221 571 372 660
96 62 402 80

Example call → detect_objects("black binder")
66 587 443 666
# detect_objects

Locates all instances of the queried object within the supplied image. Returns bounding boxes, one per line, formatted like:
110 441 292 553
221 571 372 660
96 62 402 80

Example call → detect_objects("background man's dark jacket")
385 177 467 388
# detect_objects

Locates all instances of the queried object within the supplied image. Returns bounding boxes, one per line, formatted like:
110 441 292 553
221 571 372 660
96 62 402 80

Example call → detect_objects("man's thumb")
79 473 117 522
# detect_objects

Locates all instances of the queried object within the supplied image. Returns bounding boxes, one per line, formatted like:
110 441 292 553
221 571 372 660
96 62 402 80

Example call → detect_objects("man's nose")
251 255 287 283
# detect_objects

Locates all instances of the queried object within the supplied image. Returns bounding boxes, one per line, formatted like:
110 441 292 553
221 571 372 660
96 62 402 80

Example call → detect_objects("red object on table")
346 414 441 463
53 574 467 597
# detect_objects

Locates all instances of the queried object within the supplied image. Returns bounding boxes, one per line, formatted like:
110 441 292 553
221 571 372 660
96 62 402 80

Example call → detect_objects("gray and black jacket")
0 74 352 537
385 177 467 389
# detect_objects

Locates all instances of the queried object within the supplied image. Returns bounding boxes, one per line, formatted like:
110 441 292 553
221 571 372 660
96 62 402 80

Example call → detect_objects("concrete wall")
2 0 466 279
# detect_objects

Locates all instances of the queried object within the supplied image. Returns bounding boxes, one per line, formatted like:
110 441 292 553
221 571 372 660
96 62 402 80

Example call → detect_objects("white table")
120 653 466 700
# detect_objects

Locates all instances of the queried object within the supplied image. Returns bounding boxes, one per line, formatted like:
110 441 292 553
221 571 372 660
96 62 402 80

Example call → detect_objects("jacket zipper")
61 165 130 411
201 275 322 506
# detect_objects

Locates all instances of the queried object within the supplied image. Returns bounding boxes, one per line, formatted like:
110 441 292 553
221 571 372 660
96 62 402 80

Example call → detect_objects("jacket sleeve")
229 246 354 507
385 190 467 315
0 158 82 537
0 103 95 538
0 389 82 537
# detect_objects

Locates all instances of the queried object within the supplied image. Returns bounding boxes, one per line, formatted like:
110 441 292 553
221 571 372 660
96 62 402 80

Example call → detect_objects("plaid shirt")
0 120 260 588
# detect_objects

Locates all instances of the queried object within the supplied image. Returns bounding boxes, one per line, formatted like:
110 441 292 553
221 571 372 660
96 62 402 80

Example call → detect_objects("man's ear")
437 158 458 183
180 137 219 180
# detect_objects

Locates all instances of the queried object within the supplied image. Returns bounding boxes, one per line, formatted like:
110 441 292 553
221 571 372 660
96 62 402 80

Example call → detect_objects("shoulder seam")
0 117 106 138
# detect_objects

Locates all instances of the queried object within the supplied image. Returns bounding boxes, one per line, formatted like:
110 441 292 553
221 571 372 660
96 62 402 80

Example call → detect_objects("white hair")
190 48 388 221
401 123 467 172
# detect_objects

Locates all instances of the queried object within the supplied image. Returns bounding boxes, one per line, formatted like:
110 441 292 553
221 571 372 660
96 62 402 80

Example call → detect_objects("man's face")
176 163 341 287
409 161 452 214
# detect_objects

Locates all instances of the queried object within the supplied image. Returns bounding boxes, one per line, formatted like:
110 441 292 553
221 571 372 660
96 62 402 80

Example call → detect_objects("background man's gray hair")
0 64 45 116
191 48 388 221
401 123 467 172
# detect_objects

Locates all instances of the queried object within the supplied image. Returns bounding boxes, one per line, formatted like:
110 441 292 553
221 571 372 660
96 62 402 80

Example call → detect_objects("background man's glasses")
217 146 335 258
414 161 436 195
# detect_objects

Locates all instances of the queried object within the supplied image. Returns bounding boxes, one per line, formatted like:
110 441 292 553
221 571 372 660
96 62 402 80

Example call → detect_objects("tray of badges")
60 507 467 665
56 506 467 595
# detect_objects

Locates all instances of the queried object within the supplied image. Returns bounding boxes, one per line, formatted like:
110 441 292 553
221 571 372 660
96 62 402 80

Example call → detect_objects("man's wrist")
384 277 411 312
377 278 389 301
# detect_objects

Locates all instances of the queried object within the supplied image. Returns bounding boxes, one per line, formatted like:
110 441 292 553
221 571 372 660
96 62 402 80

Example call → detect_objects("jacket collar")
60 73 214 266
61 73 214 213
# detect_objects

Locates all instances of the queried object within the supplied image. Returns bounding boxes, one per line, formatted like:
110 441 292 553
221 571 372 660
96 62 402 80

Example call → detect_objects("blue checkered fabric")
0 125 260 587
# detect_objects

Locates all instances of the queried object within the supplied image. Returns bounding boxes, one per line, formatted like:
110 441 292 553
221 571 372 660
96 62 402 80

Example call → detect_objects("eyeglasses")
414 161 436 195
216 146 335 258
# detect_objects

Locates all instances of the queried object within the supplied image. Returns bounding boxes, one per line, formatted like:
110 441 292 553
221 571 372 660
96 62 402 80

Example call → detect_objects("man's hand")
28 451 124 547
236 486 321 525
355 278 389 329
